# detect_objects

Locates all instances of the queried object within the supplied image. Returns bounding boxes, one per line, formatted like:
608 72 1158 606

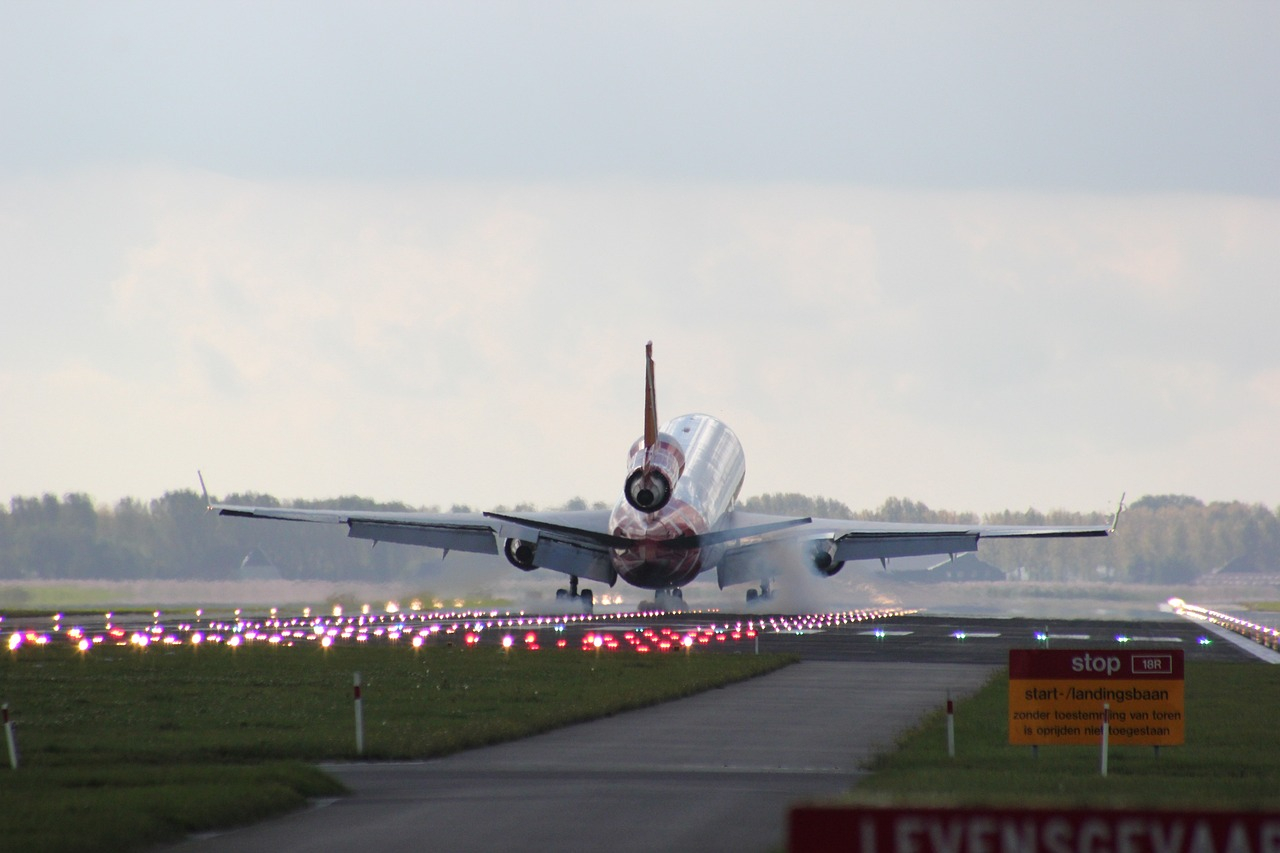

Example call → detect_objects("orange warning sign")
1008 649 1184 746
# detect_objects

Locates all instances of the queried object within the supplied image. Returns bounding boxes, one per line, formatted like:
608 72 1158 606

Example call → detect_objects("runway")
752 612 1252 664
160 611 1261 853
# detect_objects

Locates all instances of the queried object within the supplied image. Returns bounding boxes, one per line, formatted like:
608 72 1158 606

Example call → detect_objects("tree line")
0 490 1276 585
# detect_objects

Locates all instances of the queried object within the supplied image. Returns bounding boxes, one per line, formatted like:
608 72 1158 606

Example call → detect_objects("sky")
2 1 1278 516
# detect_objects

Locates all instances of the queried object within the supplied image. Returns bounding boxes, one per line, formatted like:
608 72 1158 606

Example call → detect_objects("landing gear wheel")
554 578 592 612
651 588 688 612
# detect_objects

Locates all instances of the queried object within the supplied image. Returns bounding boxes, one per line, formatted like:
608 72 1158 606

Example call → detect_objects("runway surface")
752 612 1251 664
161 611 1262 853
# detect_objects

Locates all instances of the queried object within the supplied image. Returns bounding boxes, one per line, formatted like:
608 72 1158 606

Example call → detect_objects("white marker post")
353 672 364 756
1100 702 1110 777
3 703 17 769
946 692 955 758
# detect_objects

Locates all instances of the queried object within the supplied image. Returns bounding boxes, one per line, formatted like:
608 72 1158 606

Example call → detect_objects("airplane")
205 342 1119 611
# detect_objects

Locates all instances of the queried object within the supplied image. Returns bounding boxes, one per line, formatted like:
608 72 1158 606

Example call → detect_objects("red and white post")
3 703 17 770
946 691 955 758
353 672 364 756
1100 702 1110 777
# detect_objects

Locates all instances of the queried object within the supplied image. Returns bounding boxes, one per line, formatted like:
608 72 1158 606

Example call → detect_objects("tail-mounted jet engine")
623 434 685 514
809 540 845 577
503 538 538 571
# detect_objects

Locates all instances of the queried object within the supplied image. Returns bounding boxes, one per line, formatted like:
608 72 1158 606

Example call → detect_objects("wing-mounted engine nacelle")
623 434 686 514
809 540 845 577
503 538 538 571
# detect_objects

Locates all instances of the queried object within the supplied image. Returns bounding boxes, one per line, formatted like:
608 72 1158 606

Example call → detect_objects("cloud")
2 170 1278 512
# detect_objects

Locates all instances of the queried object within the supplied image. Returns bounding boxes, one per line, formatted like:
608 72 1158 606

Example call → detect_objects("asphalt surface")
161 611 1264 853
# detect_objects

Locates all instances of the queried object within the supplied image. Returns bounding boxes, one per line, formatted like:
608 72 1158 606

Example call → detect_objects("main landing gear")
745 580 774 605
555 575 593 613
641 587 687 613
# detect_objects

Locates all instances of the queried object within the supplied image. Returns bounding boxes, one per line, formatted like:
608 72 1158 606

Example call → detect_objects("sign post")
353 672 364 756
2 704 16 770
1101 703 1110 776
945 692 955 759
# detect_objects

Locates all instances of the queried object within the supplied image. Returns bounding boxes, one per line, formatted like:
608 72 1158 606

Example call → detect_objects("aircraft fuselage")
608 413 745 589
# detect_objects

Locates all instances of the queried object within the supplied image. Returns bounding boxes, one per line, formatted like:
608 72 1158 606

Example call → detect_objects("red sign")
790 806 1280 853
1009 649 1184 680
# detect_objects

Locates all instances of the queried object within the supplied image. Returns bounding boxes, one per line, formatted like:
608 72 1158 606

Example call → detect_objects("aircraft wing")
714 510 1116 588
207 499 620 585
806 515 1114 563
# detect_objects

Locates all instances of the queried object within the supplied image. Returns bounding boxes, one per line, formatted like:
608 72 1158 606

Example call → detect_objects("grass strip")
1 762 342 853
850 662 1280 810
0 642 793 851
1244 601 1280 613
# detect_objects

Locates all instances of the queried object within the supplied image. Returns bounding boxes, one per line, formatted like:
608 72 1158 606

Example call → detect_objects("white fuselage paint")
608 413 746 590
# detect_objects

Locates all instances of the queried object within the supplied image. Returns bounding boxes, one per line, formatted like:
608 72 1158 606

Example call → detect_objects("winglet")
1109 492 1126 533
643 341 658 450
198 471 212 511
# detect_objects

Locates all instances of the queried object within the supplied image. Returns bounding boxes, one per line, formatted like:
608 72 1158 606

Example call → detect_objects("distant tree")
741 493 855 519
1131 495 1204 511
861 497 978 525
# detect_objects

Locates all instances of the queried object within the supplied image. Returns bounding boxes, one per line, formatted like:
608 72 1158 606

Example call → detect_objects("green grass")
0 641 793 852
0 584 127 610
1244 601 1280 613
2 763 341 853
851 662 1280 810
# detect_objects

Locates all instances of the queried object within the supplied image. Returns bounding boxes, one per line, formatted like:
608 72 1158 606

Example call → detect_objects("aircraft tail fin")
643 341 658 450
